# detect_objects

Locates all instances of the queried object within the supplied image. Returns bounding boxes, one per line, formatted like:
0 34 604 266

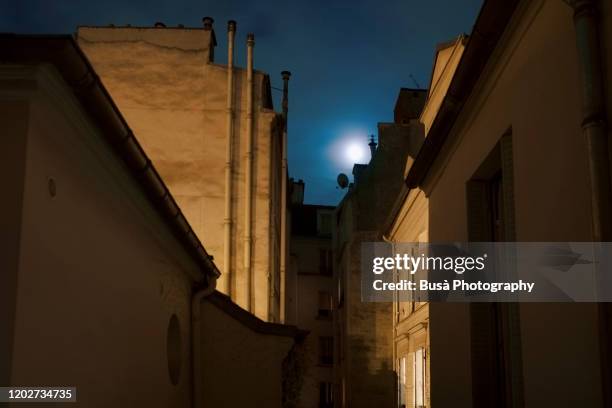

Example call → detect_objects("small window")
319 382 333 408
319 336 333 365
318 212 332 236
317 291 332 319
319 249 333 275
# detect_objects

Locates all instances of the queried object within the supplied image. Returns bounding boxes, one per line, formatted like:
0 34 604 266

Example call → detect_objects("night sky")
3 0 482 205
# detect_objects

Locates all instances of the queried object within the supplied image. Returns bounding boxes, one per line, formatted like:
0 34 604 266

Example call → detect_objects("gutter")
404 0 520 189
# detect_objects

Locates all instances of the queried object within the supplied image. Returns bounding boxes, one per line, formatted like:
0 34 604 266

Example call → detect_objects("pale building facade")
401 0 612 406
385 37 465 408
286 182 335 408
77 20 285 322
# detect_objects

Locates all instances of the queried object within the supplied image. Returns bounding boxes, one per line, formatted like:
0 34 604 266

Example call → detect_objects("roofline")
77 24 208 31
426 34 469 100
207 291 308 339
0 34 221 281
76 24 218 47
405 0 520 188
294 204 336 210
399 87 428 92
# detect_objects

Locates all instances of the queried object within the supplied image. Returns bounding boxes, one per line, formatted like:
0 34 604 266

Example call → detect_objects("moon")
345 142 367 163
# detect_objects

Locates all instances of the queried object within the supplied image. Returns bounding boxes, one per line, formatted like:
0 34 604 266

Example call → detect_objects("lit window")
414 348 426 408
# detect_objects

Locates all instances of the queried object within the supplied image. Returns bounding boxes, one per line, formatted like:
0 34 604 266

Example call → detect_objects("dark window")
319 382 333 408
317 291 332 319
319 248 333 275
319 336 333 365
318 212 332 236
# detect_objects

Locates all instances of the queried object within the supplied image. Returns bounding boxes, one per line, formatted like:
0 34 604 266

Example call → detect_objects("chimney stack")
202 16 214 30
281 71 291 126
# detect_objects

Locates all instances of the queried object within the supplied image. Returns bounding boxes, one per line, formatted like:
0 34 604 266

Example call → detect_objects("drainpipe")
191 275 217 408
565 0 612 406
279 70 291 322
222 20 236 296
567 0 612 240
244 33 255 312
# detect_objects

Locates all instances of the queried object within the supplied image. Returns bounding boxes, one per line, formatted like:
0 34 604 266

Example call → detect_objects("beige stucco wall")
422 1 604 406
77 26 282 321
199 299 294 407
2 64 200 407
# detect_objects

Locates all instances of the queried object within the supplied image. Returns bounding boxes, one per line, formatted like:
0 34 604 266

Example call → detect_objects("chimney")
281 71 291 125
290 179 305 205
368 134 377 159
202 16 214 30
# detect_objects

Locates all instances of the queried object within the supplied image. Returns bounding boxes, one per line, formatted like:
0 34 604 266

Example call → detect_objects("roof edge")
406 0 519 189
206 291 308 339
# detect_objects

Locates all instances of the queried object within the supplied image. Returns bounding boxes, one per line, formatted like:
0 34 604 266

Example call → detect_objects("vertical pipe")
566 1 612 406
222 21 236 296
280 70 291 323
570 0 612 241
245 33 255 312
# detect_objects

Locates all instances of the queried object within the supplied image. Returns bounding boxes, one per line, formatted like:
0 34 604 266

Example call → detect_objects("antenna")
409 74 421 89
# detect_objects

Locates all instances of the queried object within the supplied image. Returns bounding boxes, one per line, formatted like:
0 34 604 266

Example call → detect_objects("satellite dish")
337 173 349 189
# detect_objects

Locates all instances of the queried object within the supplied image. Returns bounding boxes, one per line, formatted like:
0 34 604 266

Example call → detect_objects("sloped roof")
0 34 220 281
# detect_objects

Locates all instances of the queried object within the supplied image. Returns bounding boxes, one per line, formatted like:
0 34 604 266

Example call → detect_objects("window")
319 382 333 408
318 212 332 236
319 248 333 275
398 356 406 407
413 348 426 408
319 336 333 365
467 130 524 407
317 291 332 319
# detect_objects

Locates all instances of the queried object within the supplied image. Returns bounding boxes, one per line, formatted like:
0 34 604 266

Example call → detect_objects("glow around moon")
328 131 370 171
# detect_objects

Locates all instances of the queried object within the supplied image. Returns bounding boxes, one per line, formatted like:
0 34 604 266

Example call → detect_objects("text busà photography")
2 0 612 407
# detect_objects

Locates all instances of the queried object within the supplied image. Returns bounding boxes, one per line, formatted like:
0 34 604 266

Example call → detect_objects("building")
384 35 466 408
286 180 335 408
76 19 287 322
1 34 302 408
333 89 427 407
395 0 612 406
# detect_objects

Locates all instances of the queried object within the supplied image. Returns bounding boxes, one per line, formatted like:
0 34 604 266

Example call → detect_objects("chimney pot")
154 22 166 28
228 20 236 32
202 17 214 30
247 33 255 45
281 70 291 80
